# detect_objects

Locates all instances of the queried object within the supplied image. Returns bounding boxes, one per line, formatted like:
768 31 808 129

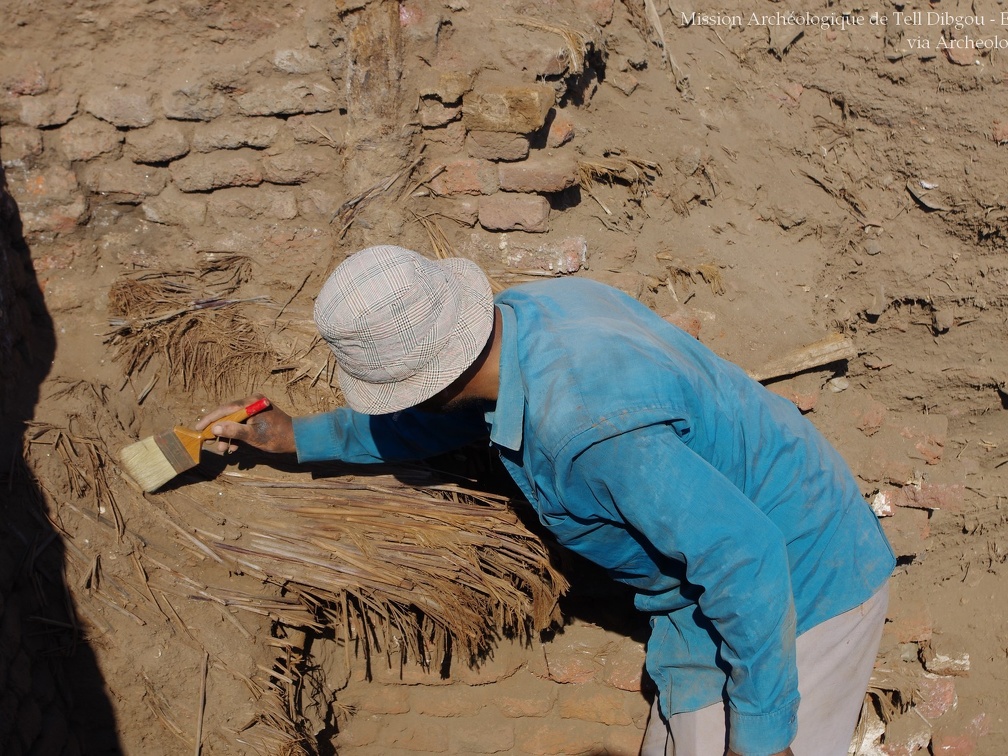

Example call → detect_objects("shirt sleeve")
292 405 490 464
569 422 799 755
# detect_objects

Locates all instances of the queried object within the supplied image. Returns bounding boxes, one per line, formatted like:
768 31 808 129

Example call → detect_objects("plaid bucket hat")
314 245 495 415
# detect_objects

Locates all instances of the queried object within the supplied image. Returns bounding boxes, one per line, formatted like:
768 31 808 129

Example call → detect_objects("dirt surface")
2 0 1007 754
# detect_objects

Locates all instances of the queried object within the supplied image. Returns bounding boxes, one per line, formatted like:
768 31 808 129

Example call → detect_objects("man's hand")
726 749 794 756
195 395 296 455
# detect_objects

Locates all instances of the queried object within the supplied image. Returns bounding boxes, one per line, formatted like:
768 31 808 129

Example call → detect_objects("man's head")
314 245 494 415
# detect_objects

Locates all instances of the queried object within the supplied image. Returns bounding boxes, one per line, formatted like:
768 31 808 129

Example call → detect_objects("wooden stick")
747 333 857 383
195 651 209 756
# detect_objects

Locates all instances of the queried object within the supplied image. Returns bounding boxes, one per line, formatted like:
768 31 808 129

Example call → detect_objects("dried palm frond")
195 472 567 672
655 253 726 296
578 151 662 199
513 18 592 75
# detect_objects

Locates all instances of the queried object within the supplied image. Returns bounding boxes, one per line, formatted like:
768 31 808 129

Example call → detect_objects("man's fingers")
209 419 251 443
195 394 266 431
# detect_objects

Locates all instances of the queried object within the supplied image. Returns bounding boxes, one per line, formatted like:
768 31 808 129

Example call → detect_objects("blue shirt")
293 278 895 755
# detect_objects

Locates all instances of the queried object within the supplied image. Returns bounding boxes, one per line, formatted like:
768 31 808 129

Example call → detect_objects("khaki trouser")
640 582 889 756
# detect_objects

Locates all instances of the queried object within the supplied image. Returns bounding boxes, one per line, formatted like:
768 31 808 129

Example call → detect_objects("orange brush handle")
196 397 270 442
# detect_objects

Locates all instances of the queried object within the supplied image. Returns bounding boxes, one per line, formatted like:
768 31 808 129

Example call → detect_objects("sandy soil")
2 0 1006 754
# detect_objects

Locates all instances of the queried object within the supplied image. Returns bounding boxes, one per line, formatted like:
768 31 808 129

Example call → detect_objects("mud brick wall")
331 621 651 755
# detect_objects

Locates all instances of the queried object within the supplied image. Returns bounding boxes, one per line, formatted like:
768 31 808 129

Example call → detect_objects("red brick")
917 674 958 720
9 165 88 234
557 685 635 725
430 158 499 196
931 729 975 755
857 401 888 436
913 435 945 465
547 114 575 148
898 484 966 514
664 308 702 340
3 62 48 96
467 130 531 162
479 193 550 233
770 386 819 413
498 154 578 193
886 603 933 644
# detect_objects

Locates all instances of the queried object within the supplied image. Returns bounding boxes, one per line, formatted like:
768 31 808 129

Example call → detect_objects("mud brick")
516 718 610 755
479 193 550 232
272 48 327 74
17 90 78 127
124 121 189 163
463 84 555 133
16 697 41 750
297 187 340 219
430 158 499 196
495 678 557 717
881 507 930 558
376 719 449 752
236 80 339 116
342 683 411 716
57 116 123 162
610 71 640 95
604 722 648 756
412 685 485 717
286 113 343 145
262 150 328 184
498 154 578 193
170 150 263 192
994 120 1008 145
336 713 383 747
420 99 462 128
449 714 516 753
423 121 466 153
542 629 604 684
558 685 635 725
880 710 931 756
931 715 989 756
917 674 958 721
419 71 475 105
600 638 646 692
467 130 530 162
574 0 615 26
80 160 167 201
547 114 575 148
0 125 43 166
162 80 226 121
81 86 155 128
208 187 297 220
454 637 529 685
191 117 280 152
142 185 207 226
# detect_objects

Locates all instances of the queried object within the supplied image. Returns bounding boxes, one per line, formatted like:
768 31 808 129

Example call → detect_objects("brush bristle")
119 436 180 492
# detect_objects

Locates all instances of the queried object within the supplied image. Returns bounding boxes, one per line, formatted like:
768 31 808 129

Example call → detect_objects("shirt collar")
486 302 524 451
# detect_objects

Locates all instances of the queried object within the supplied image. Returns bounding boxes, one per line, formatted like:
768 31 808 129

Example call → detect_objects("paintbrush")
119 397 270 492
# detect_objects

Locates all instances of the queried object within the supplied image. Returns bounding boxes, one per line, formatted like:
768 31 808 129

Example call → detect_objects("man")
198 245 895 756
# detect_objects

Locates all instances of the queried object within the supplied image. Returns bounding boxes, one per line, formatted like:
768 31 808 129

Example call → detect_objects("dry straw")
200 471 567 672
